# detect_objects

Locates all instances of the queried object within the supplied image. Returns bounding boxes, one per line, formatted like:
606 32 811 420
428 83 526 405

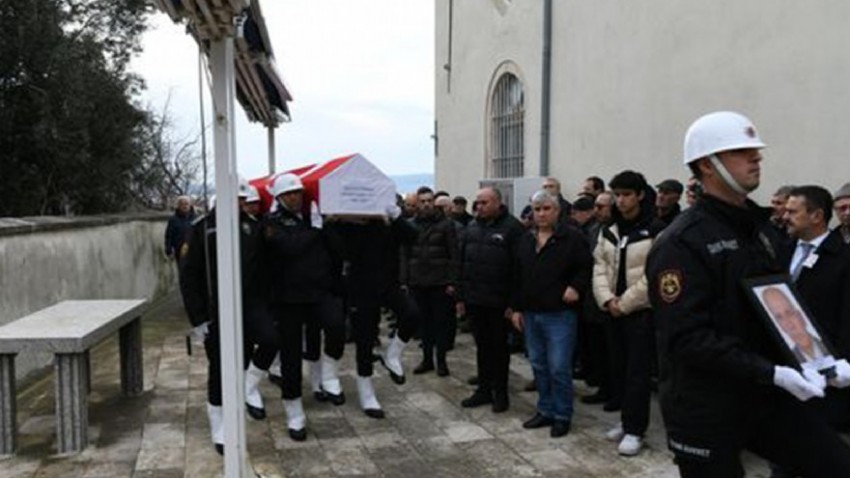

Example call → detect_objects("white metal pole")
267 126 276 174
210 37 251 478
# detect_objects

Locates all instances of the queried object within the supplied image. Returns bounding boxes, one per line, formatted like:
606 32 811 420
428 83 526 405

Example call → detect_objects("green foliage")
0 0 159 216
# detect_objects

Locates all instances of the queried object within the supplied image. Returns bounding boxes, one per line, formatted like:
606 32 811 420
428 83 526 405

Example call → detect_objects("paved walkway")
3 292 771 477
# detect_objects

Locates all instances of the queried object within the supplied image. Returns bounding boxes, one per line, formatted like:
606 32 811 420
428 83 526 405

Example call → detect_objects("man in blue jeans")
511 190 592 437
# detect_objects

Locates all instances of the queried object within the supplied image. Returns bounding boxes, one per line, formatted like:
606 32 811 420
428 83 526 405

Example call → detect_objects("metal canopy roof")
154 0 292 126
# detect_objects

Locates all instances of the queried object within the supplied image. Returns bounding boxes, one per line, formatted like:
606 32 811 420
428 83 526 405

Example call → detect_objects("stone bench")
0 299 148 455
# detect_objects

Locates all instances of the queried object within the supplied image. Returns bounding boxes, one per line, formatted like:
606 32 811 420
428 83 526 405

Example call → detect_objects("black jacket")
791 229 850 358
326 217 418 306
557 194 572 226
262 206 340 304
790 229 850 428
657 203 682 227
513 223 593 313
457 206 525 308
647 194 788 448
179 210 267 327
165 208 196 257
401 212 459 287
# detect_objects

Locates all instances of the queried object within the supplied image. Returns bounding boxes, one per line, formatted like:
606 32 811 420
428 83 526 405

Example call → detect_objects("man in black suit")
783 186 850 428
765 185 850 478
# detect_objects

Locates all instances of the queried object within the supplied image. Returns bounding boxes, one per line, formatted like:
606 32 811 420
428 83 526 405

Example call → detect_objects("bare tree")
130 95 205 210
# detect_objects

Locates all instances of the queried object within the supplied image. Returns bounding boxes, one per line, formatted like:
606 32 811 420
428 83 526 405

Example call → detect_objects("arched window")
490 73 524 178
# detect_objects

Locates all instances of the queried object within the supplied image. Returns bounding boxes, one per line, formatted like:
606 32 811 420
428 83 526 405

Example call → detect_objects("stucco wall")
436 0 543 201
0 215 176 379
436 0 850 203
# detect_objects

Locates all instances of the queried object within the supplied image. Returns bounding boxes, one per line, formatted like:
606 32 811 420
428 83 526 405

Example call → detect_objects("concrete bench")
0 299 148 455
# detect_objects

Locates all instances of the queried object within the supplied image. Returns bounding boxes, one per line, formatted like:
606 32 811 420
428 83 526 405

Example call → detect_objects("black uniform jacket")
179 210 267 327
325 217 419 307
512 222 593 314
646 194 789 447
262 206 341 305
457 206 525 309
401 212 460 288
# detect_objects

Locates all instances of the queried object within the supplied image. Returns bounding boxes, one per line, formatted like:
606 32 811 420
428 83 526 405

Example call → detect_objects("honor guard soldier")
647 111 850 477
179 179 279 455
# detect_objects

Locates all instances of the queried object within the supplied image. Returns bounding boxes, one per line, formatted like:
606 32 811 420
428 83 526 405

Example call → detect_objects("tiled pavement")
2 292 771 477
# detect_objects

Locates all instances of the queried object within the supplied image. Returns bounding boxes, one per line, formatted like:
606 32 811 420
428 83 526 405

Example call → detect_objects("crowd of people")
168 111 850 477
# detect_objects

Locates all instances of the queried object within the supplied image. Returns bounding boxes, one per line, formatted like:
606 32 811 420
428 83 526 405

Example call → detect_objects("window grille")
490 73 524 178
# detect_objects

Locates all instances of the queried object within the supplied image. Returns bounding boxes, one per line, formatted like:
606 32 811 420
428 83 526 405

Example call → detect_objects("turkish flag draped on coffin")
250 153 397 216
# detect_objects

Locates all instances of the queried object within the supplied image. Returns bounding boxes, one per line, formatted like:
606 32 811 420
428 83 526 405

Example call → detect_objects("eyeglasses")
835 205 850 212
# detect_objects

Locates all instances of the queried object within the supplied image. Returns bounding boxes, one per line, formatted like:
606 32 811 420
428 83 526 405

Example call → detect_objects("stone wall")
0 214 177 380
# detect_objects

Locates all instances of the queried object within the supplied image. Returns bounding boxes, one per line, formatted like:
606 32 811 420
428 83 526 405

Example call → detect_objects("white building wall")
435 0 543 201
437 0 850 204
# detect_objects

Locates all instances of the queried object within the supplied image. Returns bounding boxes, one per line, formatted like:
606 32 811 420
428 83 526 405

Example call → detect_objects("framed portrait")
743 275 837 375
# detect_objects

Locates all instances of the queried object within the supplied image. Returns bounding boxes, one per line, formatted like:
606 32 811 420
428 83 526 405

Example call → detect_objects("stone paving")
2 292 771 477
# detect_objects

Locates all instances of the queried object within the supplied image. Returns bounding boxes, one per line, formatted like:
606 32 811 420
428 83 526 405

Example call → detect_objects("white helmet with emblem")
270 173 304 198
237 176 251 198
684 111 766 195
683 111 766 165
244 185 260 203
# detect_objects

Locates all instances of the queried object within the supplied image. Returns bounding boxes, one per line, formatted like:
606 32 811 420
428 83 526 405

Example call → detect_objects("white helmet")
270 173 303 197
244 185 260 203
237 176 251 198
683 111 766 165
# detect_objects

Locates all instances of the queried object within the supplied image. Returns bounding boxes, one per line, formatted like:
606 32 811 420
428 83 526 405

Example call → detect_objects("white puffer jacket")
592 219 664 315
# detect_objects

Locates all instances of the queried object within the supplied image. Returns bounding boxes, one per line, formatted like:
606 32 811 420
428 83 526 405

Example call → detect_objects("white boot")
268 353 283 388
283 398 307 441
381 335 407 384
308 359 323 394
356 376 384 419
320 354 346 405
206 403 224 454
244 362 266 419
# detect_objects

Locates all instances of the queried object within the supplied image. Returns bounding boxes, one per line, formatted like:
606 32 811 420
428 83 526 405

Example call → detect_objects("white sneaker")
617 434 644 456
605 423 624 442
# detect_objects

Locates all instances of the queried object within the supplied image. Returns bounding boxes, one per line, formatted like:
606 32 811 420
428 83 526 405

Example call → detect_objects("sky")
130 1 435 181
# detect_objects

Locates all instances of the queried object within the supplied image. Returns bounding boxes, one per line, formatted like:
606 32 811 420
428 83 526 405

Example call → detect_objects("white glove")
828 359 850 388
190 322 210 341
773 365 825 401
802 366 827 391
386 203 402 220
310 201 323 229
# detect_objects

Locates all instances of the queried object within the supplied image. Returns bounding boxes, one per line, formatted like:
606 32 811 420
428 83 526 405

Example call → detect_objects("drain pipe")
539 0 553 177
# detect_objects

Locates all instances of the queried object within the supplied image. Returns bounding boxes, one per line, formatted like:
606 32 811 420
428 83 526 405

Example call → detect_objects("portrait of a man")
757 285 833 368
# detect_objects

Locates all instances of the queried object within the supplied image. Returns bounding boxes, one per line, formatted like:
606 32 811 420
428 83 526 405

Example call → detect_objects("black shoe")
215 443 224 455
246 404 266 420
289 427 307 442
466 375 479 386
437 362 450 377
364 408 385 419
492 391 509 413
377 354 406 385
413 361 434 375
523 379 537 392
323 390 346 406
461 390 493 408
550 420 571 438
522 413 554 429
313 390 329 402
603 401 622 413
580 391 608 405
268 374 283 388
